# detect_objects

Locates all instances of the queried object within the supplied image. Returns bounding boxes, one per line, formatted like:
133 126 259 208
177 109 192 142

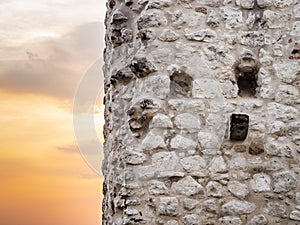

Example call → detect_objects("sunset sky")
0 1 106 225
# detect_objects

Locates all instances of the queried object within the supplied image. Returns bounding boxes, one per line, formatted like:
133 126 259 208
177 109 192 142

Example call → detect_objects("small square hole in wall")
230 114 249 141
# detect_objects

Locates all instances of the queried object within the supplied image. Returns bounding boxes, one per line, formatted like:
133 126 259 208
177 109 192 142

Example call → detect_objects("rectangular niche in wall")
230 114 249 141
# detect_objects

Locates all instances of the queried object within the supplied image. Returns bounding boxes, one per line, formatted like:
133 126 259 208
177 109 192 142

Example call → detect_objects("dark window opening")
230 114 249 141
237 72 257 97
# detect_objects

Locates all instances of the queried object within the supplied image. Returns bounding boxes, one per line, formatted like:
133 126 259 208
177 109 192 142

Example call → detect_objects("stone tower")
102 0 300 224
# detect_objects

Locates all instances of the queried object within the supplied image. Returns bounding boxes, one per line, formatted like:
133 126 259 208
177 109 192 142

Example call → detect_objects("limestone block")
150 113 173 128
171 176 204 196
221 200 256 215
203 199 218 213
220 79 238 98
265 201 286 217
206 10 220 27
125 148 147 165
275 85 299 105
221 7 243 29
148 180 169 195
158 197 179 216
273 0 294 8
180 155 207 173
229 154 247 170
274 62 300 84
158 28 179 42
228 181 249 199
147 0 173 9
273 171 297 193
287 121 300 136
267 120 286 136
206 181 225 197
142 132 166 150
263 10 288 28
264 158 284 171
238 31 265 47
209 156 228 173
267 103 299 122
171 135 197 150
174 113 201 131
137 75 170 99
183 214 200 225
250 173 271 192
167 220 179 225
246 215 268 225
290 210 300 221
152 151 180 172
235 0 255 9
294 5 300 18
183 198 199 210
192 79 220 98
185 29 217 42
219 216 242 225
291 21 300 36
257 0 272 8
137 10 167 30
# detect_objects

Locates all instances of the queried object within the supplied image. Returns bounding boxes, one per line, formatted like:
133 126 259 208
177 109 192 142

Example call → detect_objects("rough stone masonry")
102 0 300 224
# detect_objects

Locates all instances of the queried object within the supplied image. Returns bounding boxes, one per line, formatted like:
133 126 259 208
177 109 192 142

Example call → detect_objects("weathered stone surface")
147 0 173 9
257 0 272 8
228 181 249 199
174 113 201 132
152 151 180 173
206 181 224 197
263 10 288 29
209 156 228 173
166 220 179 225
219 216 242 225
180 155 207 174
229 154 247 170
150 113 173 128
221 200 256 215
158 197 179 216
130 57 157 78
148 180 168 195
250 173 271 193
272 171 297 193
221 7 243 29
137 10 167 30
275 85 299 105
274 62 300 84
171 135 197 150
203 199 218 213
198 131 222 149
192 79 220 98
267 103 299 122
236 0 254 9
142 132 166 150
246 215 268 225
137 75 170 99
290 210 300 221
171 176 203 196
265 201 286 217
185 29 217 42
158 29 180 42
183 198 199 210
125 148 147 165
183 214 200 225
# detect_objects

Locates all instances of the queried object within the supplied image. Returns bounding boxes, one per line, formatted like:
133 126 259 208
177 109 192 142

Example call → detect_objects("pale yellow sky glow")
0 0 106 225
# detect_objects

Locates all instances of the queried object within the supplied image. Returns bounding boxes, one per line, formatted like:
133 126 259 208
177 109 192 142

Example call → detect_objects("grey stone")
221 200 256 215
137 75 170 99
221 7 243 29
268 120 286 136
236 0 254 9
142 132 166 150
180 155 207 174
198 131 222 149
206 10 220 27
246 215 268 225
137 10 167 30
274 62 300 84
273 171 297 193
264 158 284 171
183 214 200 225
185 29 217 42
265 201 286 217
125 148 147 165
250 173 271 192
152 151 180 172
238 31 265 47
158 197 179 216
183 198 199 210
263 10 288 29
159 29 180 42
275 85 299 105
171 176 203 196
171 135 197 150
290 210 300 221
148 180 168 195
192 79 220 98
203 199 218 213
206 181 224 197
274 0 294 8
209 156 228 173
174 113 201 131
150 113 173 129
219 216 242 225
229 154 247 170
267 103 299 122
147 0 173 9
228 181 249 199
166 220 179 225
257 0 272 8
